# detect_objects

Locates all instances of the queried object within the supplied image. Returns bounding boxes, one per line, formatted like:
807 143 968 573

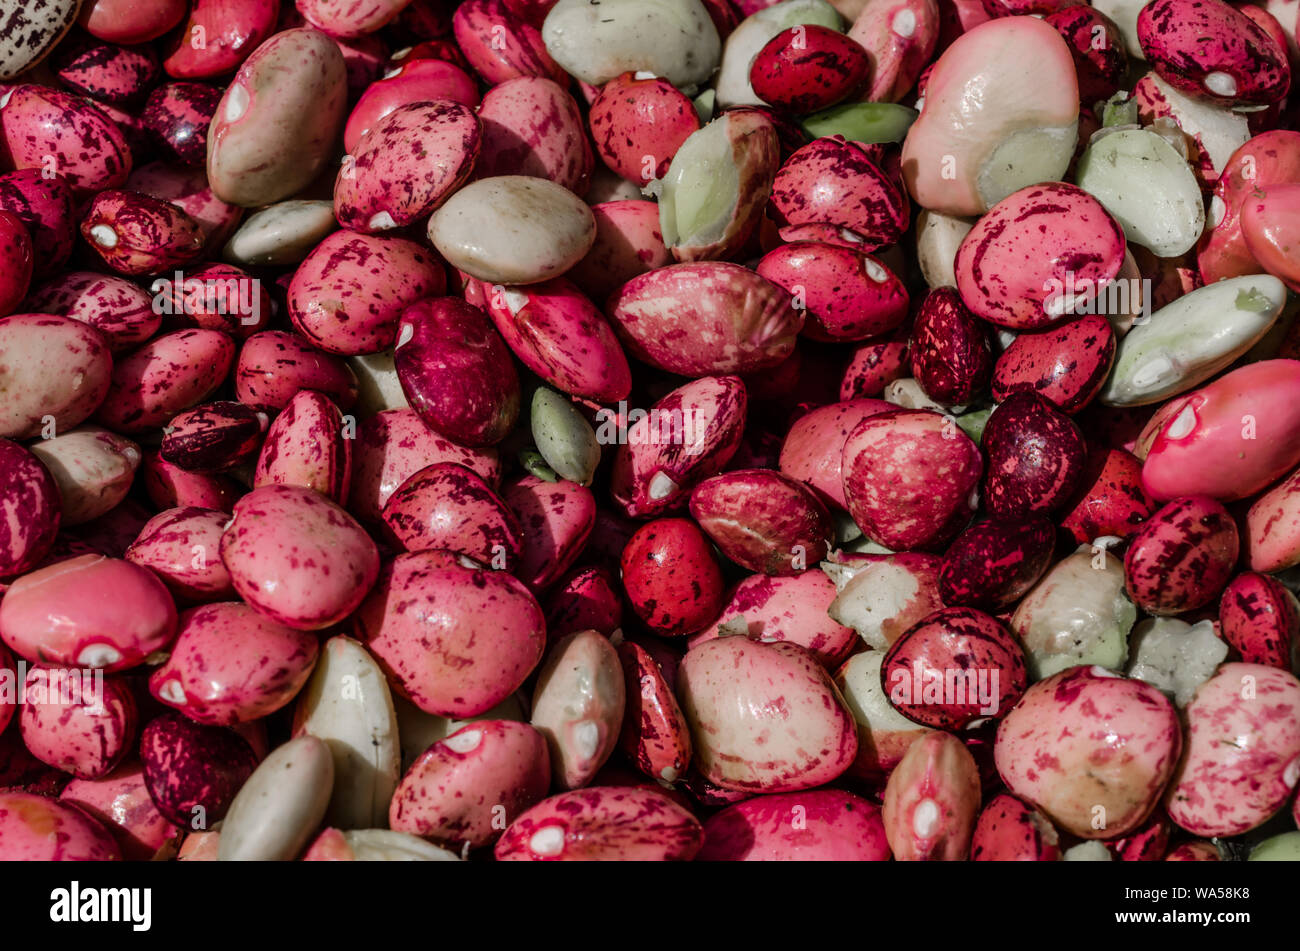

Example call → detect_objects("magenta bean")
393 297 520 447
688 469 832 575
0 554 176 671
1124 495 1239 616
1144 359 1300 503
1044 5 1128 103
161 262 271 338
150 602 319 725
80 189 206 276
757 242 909 343
343 59 480 154
769 137 909 251
382 462 523 568
97 329 235 435
993 314 1115 414
881 730 981 861
0 314 112 440
452 0 566 85
678 636 857 793
609 375 747 518
954 182 1126 330
0 85 131 194
142 451 241 514
390 720 551 850
162 0 280 79
50 35 157 104
0 170 76 279
298 0 411 35
543 565 623 642
996 666 1181 838
616 639 692 784
1137 0 1289 107
125 162 243 254
982 390 1087 519
751 25 870 114
235 330 359 413
608 262 802 377
253 390 352 504
495 786 702 861
1060 446 1154 544
355 551 545 717
336 101 480 234
881 606 1028 729
567 201 672 303
79 0 187 43
620 518 725 637
841 408 983 551
1107 811 1172 861
1165 663 1300 836
970 791 1061 861
0 440 61 578
24 271 160 351
847 0 941 102
1219 572 1299 669
288 231 447 356
161 401 266 471
699 789 889 861
778 399 894 510
909 286 994 405
125 506 236 602
0 211 32 318
467 277 632 403
348 409 501 526
221 484 380 631
0 792 120 860
139 712 258 829
939 517 1055 611
504 475 596 592
61 763 179 861
840 329 911 399
20 669 137 779
690 570 857 669
477 77 593 193
588 72 701 185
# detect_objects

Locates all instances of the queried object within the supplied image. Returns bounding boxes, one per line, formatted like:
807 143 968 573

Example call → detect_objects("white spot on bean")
225 83 251 121
77 644 122 668
529 825 566 856
633 71 657 80
444 729 483 753
648 471 679 500
892 9 917 37
912 798 940 838
1203 72 1237 97
159 680 187 705
1284 756 1300 788
1089 665 1121 678
660 766 679 782
573 720 599 759
1166 404 1197 439
396 322 414 349
89 225 118 248
502 288 529 315
1208 195 1226 228
863 258 887 283
368 211 397 231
